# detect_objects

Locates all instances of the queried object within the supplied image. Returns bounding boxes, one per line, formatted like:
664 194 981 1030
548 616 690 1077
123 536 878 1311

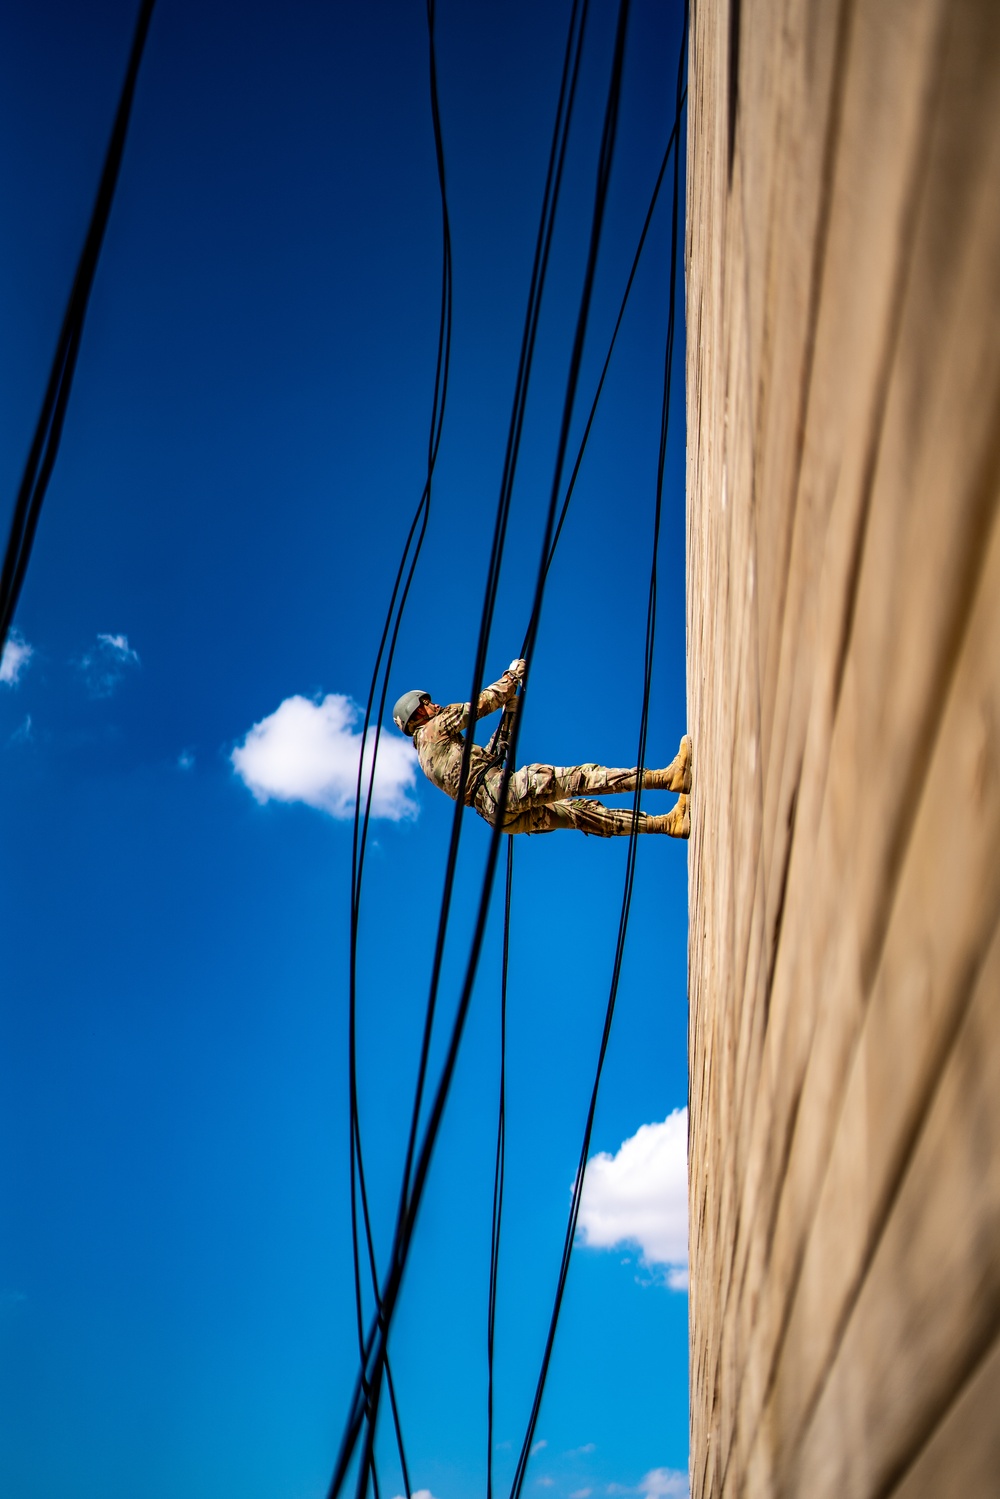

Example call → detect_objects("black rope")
0 0 156 651
346 0 454 1494
394 0 590 1229
486 837 513 1499
529 85 687 641
341 0 590 1462
507 13 688 1497
485 68 687 1490
325 0 641 1487
342 0 634 1492
488 82 686 766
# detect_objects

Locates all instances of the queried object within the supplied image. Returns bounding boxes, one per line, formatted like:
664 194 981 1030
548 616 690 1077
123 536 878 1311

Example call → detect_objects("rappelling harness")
464 689 520 819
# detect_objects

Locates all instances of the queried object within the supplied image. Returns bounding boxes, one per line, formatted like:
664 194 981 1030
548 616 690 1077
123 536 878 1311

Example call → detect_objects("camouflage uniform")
411 669 690 838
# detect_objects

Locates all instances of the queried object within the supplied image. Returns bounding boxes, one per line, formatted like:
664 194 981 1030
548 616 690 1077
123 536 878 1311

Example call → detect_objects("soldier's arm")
442 661 525 732
473 668 519 722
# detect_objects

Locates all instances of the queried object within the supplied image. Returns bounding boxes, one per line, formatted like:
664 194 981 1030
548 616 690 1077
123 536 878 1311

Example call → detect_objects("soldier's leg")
648 733 692 793
503 795 690 838
506 735 692 808
622 734 691 792
642 795 690 837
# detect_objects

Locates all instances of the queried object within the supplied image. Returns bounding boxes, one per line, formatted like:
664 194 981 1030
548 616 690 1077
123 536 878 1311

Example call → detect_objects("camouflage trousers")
473 761 687 837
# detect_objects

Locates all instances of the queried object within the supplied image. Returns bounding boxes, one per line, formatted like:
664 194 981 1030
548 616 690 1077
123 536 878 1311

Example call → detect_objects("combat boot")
644 794 690 838
642 735 692 793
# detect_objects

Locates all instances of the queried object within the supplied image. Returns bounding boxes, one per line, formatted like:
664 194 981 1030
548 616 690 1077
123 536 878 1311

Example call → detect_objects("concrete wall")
685 0 1000 1494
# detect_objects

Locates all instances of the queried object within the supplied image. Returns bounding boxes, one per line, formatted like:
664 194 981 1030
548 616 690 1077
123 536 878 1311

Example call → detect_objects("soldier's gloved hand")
507 658 527 681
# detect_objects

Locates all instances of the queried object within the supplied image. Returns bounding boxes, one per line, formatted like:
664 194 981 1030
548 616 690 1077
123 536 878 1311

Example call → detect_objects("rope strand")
0 0 157 650
507 14 689 1495
346 2 454 1493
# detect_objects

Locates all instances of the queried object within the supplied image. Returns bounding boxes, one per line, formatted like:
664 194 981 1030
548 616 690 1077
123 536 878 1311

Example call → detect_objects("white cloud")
178 750 195 770
97 632 139 662
8 713 33 746
531 1441 548 1455
607 1476 688 1499
536 1481 554 1489
78 632 140 697
637 1470 689 1499
576 1109 688 1289
0 631 33 686
571 1489 593 1497
391 1490 440 1499
569 1445 596 1457
232 693 418 821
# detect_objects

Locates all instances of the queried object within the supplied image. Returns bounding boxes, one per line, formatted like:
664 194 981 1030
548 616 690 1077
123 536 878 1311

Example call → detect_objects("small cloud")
9 713 33 746
607 1473 688 1499
576 1109 688 1290
495 1441 512 1452
571 1490 593 1497
178 749 195 770
77 632 140 698
531 1441 548 1455
569 1445 596 1457
97 632 139 662
232 693 418 821
0 631 33 686
390 1491 439 1499
638 1470 688 1499
536 1481 554 1490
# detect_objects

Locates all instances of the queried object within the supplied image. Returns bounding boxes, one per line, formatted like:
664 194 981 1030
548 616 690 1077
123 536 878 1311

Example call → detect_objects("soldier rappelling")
393 660 691 838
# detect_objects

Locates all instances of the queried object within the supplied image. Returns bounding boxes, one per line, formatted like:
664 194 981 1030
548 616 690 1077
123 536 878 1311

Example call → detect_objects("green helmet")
393 690 430 735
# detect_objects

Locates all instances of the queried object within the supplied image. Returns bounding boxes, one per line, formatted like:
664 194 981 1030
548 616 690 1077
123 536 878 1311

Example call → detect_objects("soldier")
393 659 691 838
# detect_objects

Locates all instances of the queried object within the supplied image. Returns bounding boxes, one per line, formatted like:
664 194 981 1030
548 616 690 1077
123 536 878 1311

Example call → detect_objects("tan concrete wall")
684 1 1000 1494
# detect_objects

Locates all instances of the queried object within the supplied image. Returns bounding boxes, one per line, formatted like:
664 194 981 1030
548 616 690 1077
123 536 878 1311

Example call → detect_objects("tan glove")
507 658 527 681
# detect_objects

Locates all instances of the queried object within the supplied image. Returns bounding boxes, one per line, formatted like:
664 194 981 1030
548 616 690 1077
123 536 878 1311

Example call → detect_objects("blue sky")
0 3 690 1497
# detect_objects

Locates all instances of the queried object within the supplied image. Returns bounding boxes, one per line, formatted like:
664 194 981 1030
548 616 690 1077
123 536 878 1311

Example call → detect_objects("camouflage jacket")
412 669 519 805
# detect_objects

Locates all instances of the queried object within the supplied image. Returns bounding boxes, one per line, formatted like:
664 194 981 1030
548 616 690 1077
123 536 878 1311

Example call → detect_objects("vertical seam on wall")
798 904 1000 1492
880 1321 1000 1496
727 0 742 183
855 393 1000 989
696 6 781 1473
756 0 858 762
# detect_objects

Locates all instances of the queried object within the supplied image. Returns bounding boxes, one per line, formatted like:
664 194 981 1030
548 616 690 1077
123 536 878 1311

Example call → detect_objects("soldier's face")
408 698 436 731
